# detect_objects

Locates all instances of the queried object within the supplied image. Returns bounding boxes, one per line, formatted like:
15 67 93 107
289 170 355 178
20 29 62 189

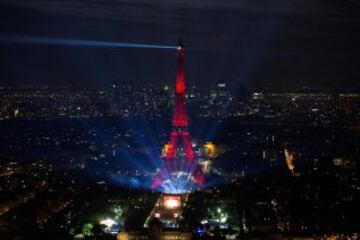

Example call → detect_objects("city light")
163 195 181 209
204 142 218 159
165 199 179 209
100 218 116 228
284 149 295 175
161 143 170 157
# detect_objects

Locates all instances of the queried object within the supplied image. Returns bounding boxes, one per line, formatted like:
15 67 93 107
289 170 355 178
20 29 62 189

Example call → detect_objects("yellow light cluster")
162 143 170 157
204 142 218 158
284 149 295 174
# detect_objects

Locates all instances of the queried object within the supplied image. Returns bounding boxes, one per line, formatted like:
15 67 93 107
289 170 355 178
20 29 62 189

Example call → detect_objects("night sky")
0 0 360 89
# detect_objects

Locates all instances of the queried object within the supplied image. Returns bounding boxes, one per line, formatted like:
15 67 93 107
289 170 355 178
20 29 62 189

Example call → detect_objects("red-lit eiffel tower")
151 40 204 190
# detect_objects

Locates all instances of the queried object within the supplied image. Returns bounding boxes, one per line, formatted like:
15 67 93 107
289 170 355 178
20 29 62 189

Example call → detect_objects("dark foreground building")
118 218 191 240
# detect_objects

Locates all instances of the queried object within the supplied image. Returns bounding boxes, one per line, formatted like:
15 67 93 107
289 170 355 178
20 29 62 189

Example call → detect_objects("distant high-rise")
151 40 204 192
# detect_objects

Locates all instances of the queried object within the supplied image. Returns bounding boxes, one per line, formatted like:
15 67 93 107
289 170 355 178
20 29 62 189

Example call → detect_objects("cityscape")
1 1 360 240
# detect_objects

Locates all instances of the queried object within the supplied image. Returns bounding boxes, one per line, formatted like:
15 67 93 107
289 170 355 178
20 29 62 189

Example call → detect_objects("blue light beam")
0 35 177 49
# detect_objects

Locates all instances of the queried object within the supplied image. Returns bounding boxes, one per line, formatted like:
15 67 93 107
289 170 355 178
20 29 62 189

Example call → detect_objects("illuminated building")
284 149 295 175
161 143 171 158
119 195 190 239
162 195 181 209
199 159 211 174
118 229 191 240
204 142 218 159
14 108 20 118
151 194 183 228
151 40 204 192
198 142 218 174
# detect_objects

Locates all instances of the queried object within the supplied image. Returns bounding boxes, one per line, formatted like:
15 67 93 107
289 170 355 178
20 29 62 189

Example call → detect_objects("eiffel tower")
151 40 204 192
